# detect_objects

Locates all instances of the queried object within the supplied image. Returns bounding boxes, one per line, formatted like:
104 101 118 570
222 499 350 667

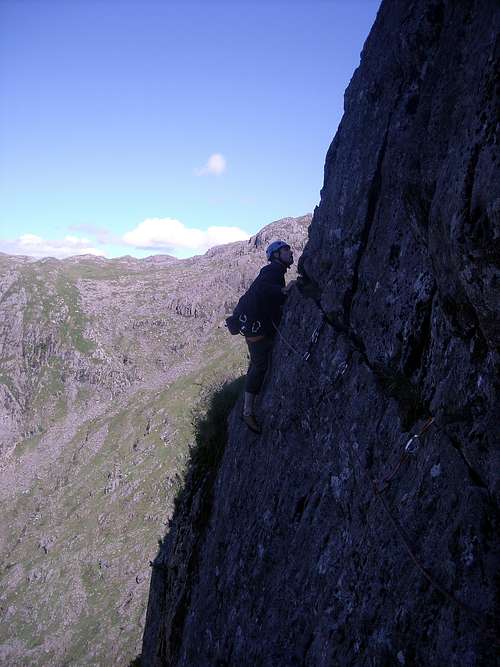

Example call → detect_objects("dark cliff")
141 1 499 665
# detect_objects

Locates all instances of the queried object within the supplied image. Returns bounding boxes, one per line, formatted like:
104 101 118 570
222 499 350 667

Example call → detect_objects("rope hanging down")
271 313 497 643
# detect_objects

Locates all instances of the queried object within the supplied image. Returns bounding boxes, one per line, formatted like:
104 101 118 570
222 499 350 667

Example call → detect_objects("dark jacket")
232 260 287 337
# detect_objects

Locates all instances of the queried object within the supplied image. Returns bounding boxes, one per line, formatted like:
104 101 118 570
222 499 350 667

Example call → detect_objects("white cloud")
0 217 250 260
122 217 249 254
0 233 106 259
195 153 227 176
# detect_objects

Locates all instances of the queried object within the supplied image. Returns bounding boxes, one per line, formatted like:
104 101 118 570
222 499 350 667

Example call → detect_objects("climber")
226 240 295 434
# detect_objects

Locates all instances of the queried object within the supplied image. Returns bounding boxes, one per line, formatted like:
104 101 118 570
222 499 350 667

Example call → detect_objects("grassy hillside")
1 331 246 665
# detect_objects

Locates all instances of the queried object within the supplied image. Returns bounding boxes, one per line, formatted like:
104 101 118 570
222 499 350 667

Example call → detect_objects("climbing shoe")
242 413 261 434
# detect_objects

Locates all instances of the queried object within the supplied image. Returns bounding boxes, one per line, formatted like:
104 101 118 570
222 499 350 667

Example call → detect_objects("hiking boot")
242 413 261 434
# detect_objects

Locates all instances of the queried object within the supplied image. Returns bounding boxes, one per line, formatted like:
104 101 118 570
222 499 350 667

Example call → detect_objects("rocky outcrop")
142 2 499 665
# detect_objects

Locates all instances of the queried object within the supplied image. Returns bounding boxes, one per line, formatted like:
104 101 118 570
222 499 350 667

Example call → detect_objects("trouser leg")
245 337 274 398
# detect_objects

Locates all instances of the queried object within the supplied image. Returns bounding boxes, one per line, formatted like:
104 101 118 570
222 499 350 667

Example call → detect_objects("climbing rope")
271 313 497 642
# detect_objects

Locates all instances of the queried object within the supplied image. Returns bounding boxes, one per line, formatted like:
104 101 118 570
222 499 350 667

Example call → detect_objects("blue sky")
0 0 380 259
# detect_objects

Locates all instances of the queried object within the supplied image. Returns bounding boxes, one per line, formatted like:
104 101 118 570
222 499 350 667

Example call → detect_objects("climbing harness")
271 306 497 643
238 313 261 336
225 312 262 336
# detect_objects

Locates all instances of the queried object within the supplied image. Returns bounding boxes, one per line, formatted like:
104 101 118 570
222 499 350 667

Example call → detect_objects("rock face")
142 2 499 666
